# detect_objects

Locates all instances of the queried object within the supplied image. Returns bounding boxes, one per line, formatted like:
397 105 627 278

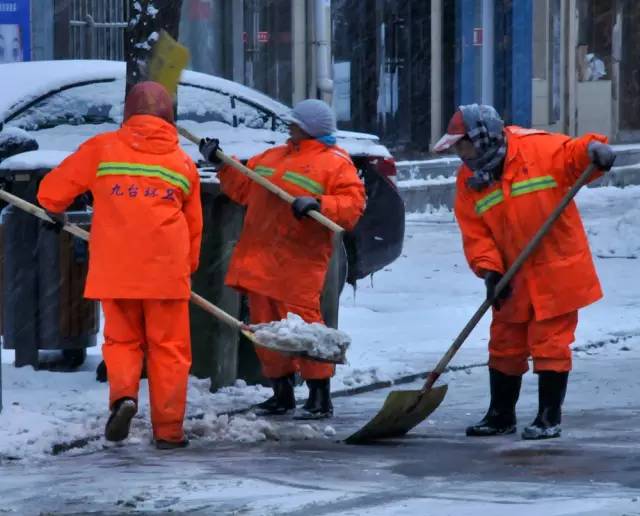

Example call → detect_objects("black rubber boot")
466 368 522 436
254 374 296 415
294 379 333 420
105 397 137 442
522 371 568 440
96 360 108 383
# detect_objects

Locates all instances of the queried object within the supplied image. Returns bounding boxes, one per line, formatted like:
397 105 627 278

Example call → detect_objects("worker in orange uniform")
37 82 203 449
199 99 365 419
434 104 615 440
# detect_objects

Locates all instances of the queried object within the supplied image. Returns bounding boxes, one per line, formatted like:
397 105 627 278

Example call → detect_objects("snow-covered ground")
2 184 639 466
0 183 640 515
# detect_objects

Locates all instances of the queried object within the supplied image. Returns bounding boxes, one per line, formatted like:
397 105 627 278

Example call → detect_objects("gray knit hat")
285 99 337 138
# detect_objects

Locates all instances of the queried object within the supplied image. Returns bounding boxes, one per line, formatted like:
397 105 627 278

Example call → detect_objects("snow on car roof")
0 60 291 122
0 150 71 171
0 60 390 159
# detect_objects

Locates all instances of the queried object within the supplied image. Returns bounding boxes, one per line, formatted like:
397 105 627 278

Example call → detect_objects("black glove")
588 141 616 171
484 271 512 310
291 196 320 220
199 137 222 164
44 210 67 233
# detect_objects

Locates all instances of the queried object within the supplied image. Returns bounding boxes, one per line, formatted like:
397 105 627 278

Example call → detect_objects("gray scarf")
459 104 507 191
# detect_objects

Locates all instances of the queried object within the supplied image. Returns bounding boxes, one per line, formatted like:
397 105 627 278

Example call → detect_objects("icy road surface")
1 185 640 514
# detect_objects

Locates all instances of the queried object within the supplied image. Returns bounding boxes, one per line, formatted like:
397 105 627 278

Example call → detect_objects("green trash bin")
189 181 245 391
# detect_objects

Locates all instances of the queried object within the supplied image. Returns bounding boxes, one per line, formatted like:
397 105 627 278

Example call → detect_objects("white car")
0 60 404 284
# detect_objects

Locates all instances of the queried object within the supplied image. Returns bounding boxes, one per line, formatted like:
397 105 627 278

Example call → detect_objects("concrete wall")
577 80 613 139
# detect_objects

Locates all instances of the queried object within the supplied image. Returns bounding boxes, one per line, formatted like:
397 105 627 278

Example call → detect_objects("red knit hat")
433 110 467 152
124 81 174 123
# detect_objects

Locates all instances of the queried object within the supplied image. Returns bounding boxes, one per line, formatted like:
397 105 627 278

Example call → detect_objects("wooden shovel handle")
422 164 599 392
177 125 344 234
0 189 91 241
0 189 264 342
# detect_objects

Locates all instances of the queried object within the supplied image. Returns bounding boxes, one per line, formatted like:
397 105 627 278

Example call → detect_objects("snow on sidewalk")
0 363 336 461
1 185 639 461
335 185 640 390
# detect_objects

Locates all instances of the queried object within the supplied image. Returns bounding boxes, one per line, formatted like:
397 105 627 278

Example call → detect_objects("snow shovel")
0 189 345 364
345 163 599 444
176 125 344 233
148 30 190 97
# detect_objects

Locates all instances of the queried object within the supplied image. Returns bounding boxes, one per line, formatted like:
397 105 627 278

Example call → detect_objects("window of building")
333 0 430 158
576 0 613 82
619 1 640 131
243 0 293 106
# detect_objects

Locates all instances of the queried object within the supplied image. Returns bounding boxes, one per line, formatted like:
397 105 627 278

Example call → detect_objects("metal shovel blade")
344 384 448 445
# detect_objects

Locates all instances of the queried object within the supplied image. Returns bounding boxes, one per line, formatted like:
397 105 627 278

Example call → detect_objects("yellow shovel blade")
344 384 448 444
148 30 190 97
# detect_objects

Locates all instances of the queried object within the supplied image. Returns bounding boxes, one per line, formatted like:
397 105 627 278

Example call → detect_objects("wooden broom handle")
177 125 345 234
0 189 259 342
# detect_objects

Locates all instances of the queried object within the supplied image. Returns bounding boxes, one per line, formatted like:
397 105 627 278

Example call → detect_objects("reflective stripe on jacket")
37 115 203 299
219 139 365 308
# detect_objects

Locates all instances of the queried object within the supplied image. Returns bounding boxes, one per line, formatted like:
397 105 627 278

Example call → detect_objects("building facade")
12 0 640 156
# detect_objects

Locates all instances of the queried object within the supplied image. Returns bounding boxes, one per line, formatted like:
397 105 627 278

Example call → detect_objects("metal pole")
314 0 334 102
481 0 494 105
430 0 443 146
292 0 306 104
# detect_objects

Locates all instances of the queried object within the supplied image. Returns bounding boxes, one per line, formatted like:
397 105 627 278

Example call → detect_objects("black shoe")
105 397 137 442
254 375 296 416
294 379 333 420
466 368 522 436
96 360 108 383
522 371 568 440
155 438 189 450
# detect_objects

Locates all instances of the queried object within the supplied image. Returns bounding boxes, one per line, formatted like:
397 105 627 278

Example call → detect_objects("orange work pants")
489 310 578 376
248 293 334 380
102 299 191 442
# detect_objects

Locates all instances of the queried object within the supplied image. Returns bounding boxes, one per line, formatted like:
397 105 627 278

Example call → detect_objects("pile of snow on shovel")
250 313 351 363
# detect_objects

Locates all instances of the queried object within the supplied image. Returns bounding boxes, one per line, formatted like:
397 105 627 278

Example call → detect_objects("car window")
177 84 233 125
178 83 287 133
8 80 123 130
8 78 288 136
232 96 287 133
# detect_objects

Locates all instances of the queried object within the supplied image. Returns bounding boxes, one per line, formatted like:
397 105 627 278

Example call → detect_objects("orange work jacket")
37 115 203 300
454 126 605 322
219 138 365 308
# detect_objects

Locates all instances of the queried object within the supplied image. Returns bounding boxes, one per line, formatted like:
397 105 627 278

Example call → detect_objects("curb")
331 361 487 399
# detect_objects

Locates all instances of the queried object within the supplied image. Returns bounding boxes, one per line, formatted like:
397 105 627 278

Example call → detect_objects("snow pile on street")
250 313 351 363
339 367 393 388
577 185 640 258
187 412 324 443
0 362 318 461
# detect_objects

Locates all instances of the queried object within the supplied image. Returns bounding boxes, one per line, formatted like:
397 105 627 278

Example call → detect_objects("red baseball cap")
124 81 175 123
433 111 467 152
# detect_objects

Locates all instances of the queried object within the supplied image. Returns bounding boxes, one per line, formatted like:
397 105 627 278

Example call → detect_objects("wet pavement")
2 349 640 515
